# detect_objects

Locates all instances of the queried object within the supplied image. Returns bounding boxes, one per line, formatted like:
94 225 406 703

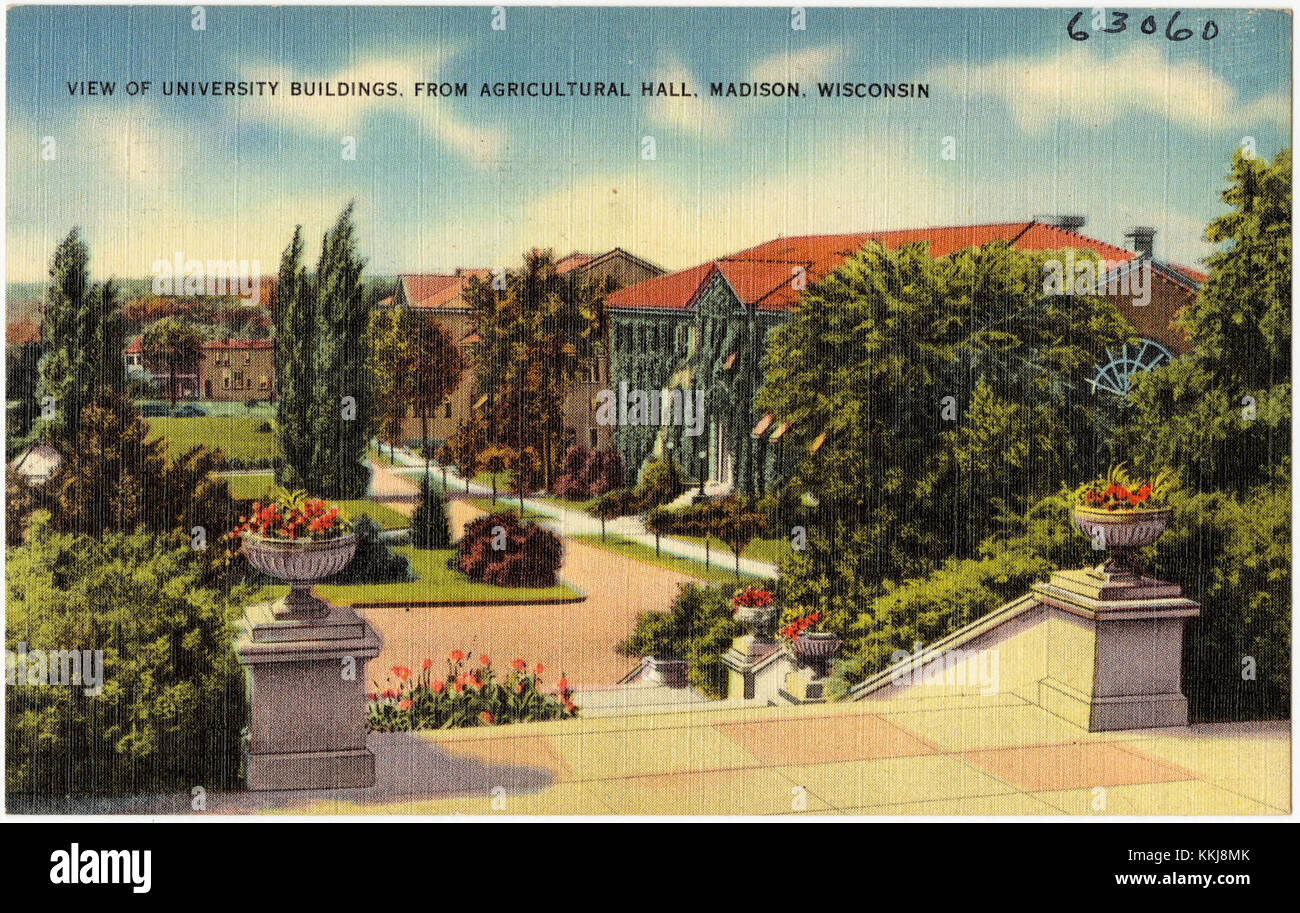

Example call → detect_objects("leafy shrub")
255 419 273 433
1148 485 1290 722
618 582 742 698
593 486 643 520
328 515 413 584
636 457 684 508
825 540 1054 699
410 474 451 548
5 515 251 795
368 652 576 730
454 512 563 587
553 446 626 500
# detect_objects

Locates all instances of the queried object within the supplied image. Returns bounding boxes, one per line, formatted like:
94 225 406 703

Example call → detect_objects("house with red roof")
386 250 663 450
605 218 1204 493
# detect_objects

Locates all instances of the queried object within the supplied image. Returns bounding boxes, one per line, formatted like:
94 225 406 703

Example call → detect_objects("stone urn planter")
733 603 776 639
242 532 357 619
789 631 842 678
1072 506 1171 578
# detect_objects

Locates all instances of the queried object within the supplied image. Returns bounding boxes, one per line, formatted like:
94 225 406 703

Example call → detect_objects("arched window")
1089 339 1173 395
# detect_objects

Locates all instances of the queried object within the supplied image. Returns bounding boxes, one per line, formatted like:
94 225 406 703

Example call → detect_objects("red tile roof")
607 221 1144 312
400 269 492 310
555 252 594 274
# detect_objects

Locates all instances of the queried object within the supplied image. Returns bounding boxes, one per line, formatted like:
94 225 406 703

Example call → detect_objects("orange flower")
535 663 545 675
479 654 491 666
431 680 446 694
421 658 433 670
392 666 411 681
556 677 569 692
479 711 494 725
398 699 413 710
448 649 465 662
510 658 527 671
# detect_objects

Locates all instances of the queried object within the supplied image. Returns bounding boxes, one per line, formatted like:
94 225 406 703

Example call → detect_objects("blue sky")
5 5 1291 282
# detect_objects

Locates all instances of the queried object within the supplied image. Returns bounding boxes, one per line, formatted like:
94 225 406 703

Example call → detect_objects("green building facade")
608 270 787 495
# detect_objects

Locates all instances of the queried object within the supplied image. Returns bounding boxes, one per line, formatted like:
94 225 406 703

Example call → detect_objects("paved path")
371 444 780 578
360 499 706 691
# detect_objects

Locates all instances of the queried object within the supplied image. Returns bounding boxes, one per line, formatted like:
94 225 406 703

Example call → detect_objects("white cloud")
240 49 505 164
644 57 731 139
931 45 1289 133
749 44 844 84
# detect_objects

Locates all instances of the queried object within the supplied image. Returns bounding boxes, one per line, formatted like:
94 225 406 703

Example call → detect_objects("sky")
4 5 1292 283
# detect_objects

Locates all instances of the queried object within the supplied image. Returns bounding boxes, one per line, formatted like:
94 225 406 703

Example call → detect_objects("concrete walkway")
282 695 1290 816
371 444 780 579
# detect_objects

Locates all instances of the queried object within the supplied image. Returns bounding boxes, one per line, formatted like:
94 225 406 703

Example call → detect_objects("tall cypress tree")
37 228 124 449
308 204 372 498
274 226 315 489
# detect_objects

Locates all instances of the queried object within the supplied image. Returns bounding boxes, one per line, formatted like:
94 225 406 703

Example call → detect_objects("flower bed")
368 653 577 731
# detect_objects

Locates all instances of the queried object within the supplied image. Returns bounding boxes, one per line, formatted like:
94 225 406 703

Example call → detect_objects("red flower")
366 691 376 701
448 649 465 662
398 699 413 711
421 658 433 670
392 666 411 681
431 680 446 694
535 663 544 675
479 711 494 725
479 654 491 666
556 677 569 692
511 658 527 671
382 688 397 700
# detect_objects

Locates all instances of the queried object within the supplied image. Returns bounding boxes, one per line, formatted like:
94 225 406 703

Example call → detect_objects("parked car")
140 403 170 417
171 403 208 417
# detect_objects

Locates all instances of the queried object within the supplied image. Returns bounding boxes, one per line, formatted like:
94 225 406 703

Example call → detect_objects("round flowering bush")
227 486 351 541
454 512 563 587
367 651 577 731
1074 465 1173 512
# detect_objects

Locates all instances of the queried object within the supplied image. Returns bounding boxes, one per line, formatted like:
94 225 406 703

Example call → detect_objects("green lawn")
671 534 792 565
336 499 409 531
468 497 549 521
224 472 275 500
309 546 577 605
571 533 767 585
147 416 278 464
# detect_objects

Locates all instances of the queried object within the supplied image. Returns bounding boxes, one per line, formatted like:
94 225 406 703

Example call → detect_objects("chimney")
1125 226 1156 259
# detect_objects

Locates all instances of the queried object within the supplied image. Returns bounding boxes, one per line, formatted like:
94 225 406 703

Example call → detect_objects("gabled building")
605 218 1204 494
388 250 664 451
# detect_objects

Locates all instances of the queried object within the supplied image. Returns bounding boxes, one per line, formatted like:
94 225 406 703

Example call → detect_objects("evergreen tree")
411 474 452 548
274 226 314 489
36 229 125 448
309 204 372 498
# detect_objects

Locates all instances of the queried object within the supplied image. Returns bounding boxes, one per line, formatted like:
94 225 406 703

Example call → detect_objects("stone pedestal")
723 635 786 702
1032 566 1199 731
235 598 383 790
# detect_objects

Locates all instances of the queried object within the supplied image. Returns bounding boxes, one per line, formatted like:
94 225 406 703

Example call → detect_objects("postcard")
4 5 1291 824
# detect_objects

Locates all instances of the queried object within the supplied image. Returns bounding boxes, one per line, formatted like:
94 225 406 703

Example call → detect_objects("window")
233 371 245 390
444 401 452 419
245 350 252 364
589 428 598 448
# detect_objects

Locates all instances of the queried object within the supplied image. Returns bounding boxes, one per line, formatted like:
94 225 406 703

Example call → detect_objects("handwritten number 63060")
1067 10 1218 42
